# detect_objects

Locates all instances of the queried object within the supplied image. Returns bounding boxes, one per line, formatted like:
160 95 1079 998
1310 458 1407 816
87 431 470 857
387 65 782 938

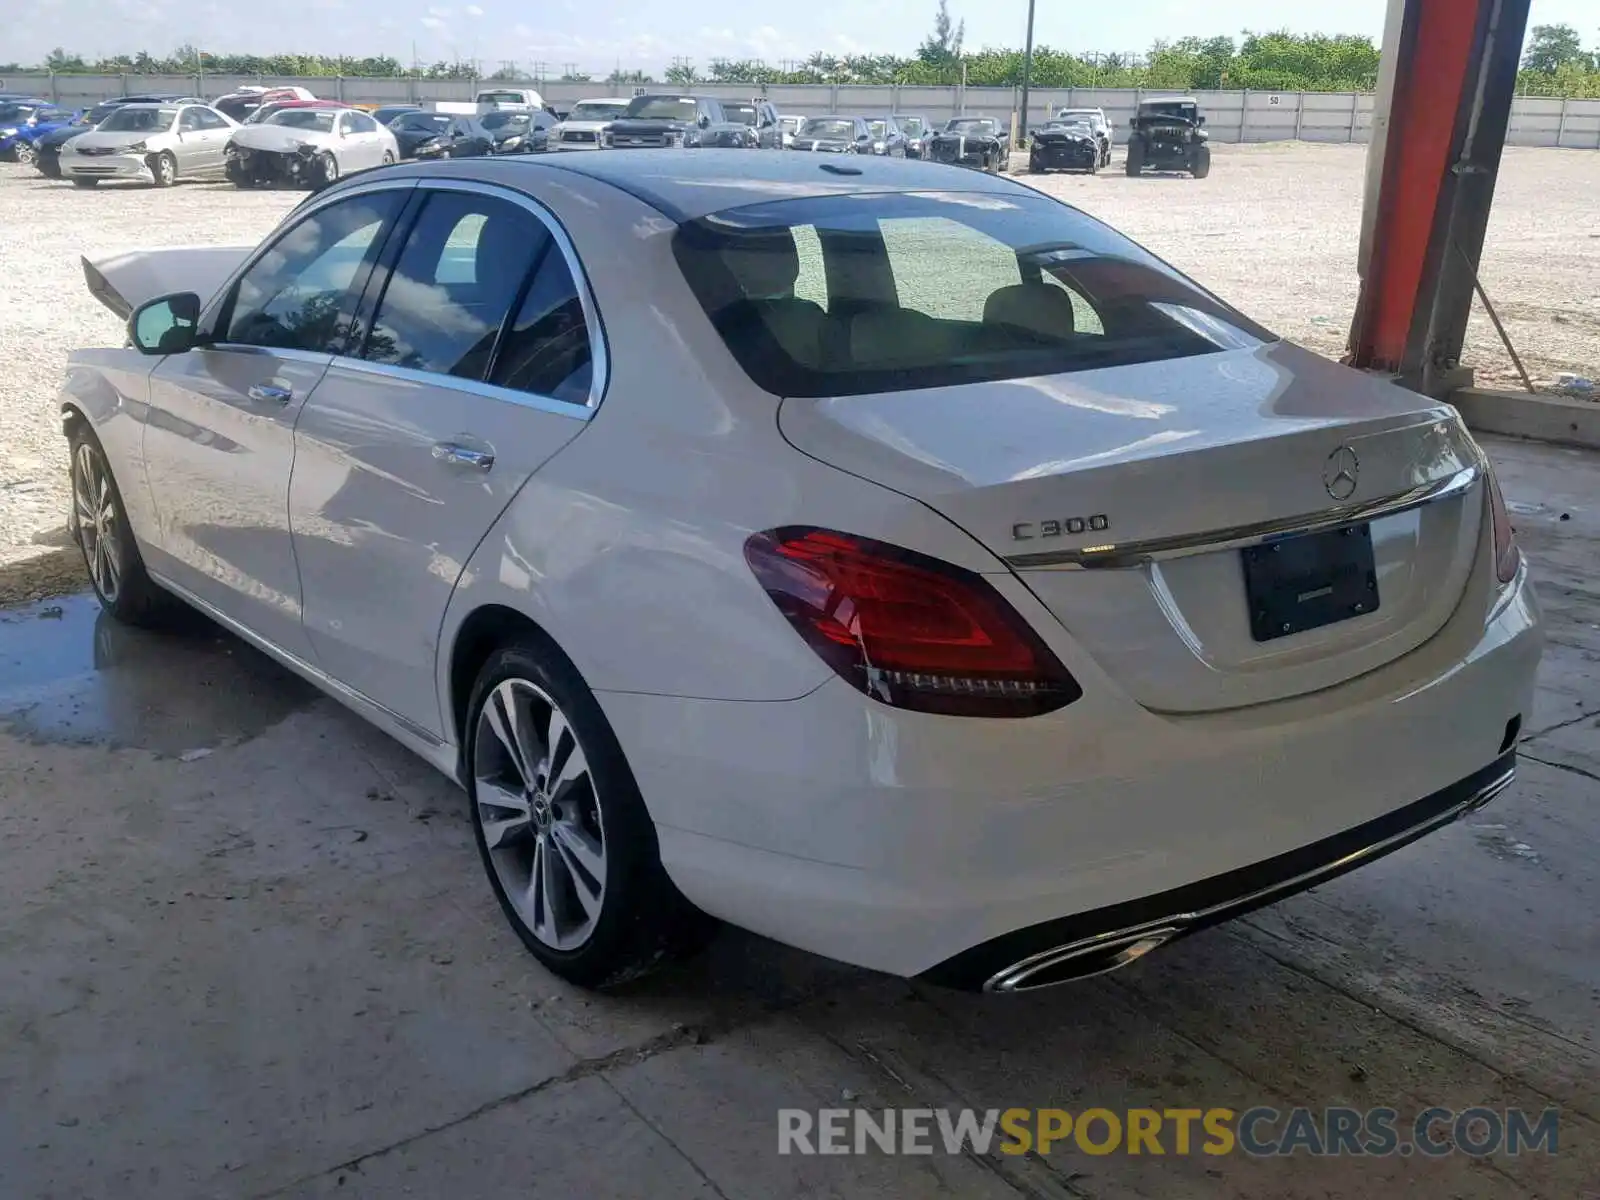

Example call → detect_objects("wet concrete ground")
0 433 1595 1199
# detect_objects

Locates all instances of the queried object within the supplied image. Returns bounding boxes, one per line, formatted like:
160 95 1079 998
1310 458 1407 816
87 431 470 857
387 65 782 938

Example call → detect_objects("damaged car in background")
58 101 239 187
225 106 398 188
602 94 757 149
1028 117 1103 174
925 115 1011 172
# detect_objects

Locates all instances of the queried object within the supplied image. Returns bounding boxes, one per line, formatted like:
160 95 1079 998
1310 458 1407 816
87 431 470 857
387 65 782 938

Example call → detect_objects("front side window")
178 107 204 131
348 112 378 133
192 107 229 129
223 192 403 353
672 191 1274 398
360 191 547 380
724 104 757 126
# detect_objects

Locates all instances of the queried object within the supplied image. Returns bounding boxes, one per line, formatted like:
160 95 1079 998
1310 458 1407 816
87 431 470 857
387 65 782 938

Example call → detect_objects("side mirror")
129 292 202 356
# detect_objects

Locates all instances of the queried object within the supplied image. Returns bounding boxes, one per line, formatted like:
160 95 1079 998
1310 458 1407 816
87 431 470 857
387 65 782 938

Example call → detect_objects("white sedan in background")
225 106 398 188
551 97 631 150
60 153 1541 992
58 101 239 187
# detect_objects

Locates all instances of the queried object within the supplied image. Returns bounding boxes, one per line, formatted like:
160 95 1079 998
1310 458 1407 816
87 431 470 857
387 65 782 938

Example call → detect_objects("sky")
9 0 1598 75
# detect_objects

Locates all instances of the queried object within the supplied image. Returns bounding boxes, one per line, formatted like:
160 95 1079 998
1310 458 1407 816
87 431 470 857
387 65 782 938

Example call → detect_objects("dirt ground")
0 435 1596 1198
2 143 1597 583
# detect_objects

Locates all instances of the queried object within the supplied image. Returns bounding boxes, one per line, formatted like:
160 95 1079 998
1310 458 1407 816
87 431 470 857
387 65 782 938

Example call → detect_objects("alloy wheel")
15 142 36 166
473 678 607 951
72 441 121 604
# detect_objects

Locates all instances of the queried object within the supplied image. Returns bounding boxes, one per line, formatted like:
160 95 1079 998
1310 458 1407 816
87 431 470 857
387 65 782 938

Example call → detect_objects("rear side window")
672 191 1273 398
360 191 548 380
487 248 594 404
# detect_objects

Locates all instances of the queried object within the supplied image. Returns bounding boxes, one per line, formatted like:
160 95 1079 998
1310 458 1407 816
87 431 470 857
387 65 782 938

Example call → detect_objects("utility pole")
1017 0 1037 148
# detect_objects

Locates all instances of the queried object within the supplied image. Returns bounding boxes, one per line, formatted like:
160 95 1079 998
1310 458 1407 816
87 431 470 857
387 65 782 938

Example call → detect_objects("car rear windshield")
672 190 1275 399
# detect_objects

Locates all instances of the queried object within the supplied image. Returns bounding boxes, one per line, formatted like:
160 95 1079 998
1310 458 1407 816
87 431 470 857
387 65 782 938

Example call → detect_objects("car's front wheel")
466 641 711 988
1191 144 1212 178
14 141 36 166
1125 140 1144 175
68 422 181 627
149 151 178 188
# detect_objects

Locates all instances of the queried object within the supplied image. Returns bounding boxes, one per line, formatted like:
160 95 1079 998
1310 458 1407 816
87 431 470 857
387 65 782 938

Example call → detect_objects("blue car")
0 100 81 165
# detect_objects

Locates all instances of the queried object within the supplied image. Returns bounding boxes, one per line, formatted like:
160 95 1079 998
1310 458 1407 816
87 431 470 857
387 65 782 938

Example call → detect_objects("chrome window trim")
324 357 595 422
403 176 609 412
1004 464 1480 571
192 173 608 414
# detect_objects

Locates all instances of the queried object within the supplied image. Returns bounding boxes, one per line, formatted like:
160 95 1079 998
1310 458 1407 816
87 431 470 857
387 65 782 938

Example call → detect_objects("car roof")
432 149 1030 222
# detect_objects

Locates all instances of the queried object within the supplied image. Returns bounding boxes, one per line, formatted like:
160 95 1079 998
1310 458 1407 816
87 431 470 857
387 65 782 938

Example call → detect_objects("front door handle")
248 383 292 404
432 442 495 472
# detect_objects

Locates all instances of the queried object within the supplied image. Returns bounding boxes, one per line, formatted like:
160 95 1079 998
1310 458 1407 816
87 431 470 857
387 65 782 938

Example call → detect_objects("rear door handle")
248 383 292 404
432 442 495 472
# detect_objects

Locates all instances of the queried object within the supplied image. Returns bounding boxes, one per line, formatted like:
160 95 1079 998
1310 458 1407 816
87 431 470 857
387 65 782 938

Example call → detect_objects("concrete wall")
7 72 1600 149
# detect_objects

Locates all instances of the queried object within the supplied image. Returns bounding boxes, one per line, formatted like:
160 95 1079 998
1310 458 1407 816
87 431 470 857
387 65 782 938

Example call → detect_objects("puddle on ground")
0 592 318 755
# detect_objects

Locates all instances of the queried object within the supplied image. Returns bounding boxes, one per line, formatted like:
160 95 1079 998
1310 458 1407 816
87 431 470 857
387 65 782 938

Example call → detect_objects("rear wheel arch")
447 604 582 781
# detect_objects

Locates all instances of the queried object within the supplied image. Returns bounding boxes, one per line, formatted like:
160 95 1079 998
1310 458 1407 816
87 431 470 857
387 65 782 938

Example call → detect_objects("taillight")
744 527 1082 718
1485 465 1521 585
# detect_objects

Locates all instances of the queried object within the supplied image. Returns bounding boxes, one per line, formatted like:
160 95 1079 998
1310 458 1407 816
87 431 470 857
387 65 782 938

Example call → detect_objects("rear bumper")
921 750 1517 990
599 561 1542 979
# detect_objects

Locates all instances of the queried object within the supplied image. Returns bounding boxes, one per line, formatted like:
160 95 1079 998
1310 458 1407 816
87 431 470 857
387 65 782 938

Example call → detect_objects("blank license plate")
1241 524 1379 642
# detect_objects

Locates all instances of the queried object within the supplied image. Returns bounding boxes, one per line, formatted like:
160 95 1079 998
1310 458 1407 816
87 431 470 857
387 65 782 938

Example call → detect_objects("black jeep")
1124 96 1210 178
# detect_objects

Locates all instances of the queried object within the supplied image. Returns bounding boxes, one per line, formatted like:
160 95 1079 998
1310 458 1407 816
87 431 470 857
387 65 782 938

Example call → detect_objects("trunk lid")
777 342 1486 713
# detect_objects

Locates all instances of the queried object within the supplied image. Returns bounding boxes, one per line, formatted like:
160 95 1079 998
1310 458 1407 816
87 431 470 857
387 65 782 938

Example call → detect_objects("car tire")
316 152 339 188
1028 158 1042 174
150 151 178 188
381 150 395 165
14 142 36 166
1125 140 1144 176
465 641 713 989
71 177 98 188
1191 145 1212 178
1087 155 1098 175
68 422 183 628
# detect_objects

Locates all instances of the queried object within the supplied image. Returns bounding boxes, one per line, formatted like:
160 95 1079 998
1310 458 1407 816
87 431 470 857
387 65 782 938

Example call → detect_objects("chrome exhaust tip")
984 924 1185 993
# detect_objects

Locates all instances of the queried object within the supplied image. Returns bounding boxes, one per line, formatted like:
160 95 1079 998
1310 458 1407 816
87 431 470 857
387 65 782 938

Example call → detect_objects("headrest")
982 283 1076 339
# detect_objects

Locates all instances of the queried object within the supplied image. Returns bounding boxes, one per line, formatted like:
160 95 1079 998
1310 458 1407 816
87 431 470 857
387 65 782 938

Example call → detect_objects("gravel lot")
2 143 1596 577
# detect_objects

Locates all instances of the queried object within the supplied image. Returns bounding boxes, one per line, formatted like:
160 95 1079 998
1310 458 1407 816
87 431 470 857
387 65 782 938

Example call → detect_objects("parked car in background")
1054 106 1113 167
58 102 238 187
893 113 931 157
602 94 755 149
213 86 270 123
1125 96 1210 177
66 154 1541 993
372 104 423 127
481 110 555 154
411 114 497 159
787 115 872 153
32 117 96 177
475 87 545 115
864 115 909 157
716 99 784 148
778 114 803 147
1028 117 1102 174
1 104 80 165
225 105 397 188
550 97 629 150
925 116 1011 172
389 110 456 159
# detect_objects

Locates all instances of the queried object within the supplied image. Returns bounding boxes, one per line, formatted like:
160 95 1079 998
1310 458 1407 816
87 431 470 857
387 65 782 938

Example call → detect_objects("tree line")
5 19 1599 99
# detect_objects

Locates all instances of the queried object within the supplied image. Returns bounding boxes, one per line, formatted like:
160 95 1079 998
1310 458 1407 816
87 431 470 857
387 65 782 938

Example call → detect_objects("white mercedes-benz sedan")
60 152 1542 992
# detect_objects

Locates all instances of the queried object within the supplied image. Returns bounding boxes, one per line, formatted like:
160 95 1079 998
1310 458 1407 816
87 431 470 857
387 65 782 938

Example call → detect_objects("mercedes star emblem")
1323 445 1360 502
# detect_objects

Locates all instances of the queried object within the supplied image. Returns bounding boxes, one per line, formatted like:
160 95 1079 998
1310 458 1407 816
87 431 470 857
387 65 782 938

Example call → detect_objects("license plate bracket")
1241 524 1379 643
